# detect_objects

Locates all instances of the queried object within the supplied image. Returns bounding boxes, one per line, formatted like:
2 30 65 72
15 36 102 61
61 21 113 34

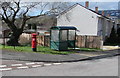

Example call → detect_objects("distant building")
25 15 56 34
98 10 120 17
99 9 120 31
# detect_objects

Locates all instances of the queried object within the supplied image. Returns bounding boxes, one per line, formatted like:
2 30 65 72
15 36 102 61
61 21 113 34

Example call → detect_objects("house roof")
50 26 77 30
58 3 110 20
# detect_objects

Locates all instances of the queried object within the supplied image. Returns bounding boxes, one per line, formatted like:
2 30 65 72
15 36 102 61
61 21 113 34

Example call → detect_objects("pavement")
103 46 120 51
0 46 119 71
1 46 119 63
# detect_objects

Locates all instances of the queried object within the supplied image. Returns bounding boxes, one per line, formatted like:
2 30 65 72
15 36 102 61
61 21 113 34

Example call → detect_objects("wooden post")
3 31 5 48
74 30 76 49
85 35 87 48
43 35 45 47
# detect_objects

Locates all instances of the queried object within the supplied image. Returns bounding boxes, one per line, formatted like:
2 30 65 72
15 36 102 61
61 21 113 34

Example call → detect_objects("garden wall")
19 33 32 45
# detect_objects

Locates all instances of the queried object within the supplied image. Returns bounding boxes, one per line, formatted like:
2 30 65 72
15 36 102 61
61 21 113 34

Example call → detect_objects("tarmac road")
2 56 118 76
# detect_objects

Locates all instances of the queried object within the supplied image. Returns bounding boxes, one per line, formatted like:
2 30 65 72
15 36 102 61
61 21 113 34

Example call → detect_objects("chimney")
102 11 104 16
95 7 98 13
85 1 89 8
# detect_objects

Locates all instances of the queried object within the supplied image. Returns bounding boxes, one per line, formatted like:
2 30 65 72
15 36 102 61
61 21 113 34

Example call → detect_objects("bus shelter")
50 26 77 51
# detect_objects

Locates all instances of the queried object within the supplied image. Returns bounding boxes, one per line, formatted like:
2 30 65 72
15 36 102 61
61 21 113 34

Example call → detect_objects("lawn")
0 45 102 55
0 45 76 55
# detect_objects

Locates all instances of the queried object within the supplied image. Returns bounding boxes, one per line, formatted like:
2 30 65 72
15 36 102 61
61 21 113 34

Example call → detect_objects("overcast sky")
19 0 119 10
20 0 119 2
80 2 119 10
29 2 119 16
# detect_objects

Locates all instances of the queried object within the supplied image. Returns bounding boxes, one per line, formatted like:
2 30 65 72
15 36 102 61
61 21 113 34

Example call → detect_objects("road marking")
26 62 35 65
0 62 62 71
17 66 29 69
53 63 61 65
0 65 7 68
32 65 42 68
0 68 12 71
35 62 44 64
44 64 52 66
11 64 23 66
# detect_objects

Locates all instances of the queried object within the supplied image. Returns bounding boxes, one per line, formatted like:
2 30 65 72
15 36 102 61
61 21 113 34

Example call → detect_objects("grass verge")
0 45 76 55
0 45 102 55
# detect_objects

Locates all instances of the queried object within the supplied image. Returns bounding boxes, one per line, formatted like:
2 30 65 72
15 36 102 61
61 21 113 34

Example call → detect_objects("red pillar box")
32 33 37 51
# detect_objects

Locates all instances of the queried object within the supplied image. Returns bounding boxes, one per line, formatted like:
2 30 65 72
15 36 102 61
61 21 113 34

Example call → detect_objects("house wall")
102 18 107 40
57 5 99 36
106 20 113 37
97 18 103 36
97 17 114 41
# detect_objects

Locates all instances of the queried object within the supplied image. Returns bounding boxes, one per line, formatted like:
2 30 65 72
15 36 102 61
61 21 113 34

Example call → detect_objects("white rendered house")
57 3 114 41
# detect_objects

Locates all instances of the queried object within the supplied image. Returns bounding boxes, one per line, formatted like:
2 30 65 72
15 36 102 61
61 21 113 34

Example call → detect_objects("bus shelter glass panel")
59 30 68 50
68 30 75 40
51 30 59 41
50 30 60 50
68 30 76 48
60 30 67 41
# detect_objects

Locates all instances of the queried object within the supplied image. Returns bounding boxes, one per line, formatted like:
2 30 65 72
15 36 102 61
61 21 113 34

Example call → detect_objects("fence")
37 35 103 49
19 34 102 48
37 35 50 47
76 36 102 49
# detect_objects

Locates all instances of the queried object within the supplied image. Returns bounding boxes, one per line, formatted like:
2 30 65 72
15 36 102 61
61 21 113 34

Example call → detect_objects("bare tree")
0 0 71 46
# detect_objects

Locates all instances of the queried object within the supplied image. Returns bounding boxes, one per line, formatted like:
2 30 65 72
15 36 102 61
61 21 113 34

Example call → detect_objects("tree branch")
23 7 29 16
9 6 15 12
12 1 20 22
2 15 17 31
21 17 27 30
40 3 49 15
2 7 9 20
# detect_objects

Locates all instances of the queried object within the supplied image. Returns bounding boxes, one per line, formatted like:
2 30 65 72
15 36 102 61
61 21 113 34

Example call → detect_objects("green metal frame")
50 26 77 51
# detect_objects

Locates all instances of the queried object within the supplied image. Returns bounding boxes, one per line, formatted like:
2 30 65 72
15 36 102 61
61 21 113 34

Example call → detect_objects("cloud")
15 0 120 2
89 2 118 10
